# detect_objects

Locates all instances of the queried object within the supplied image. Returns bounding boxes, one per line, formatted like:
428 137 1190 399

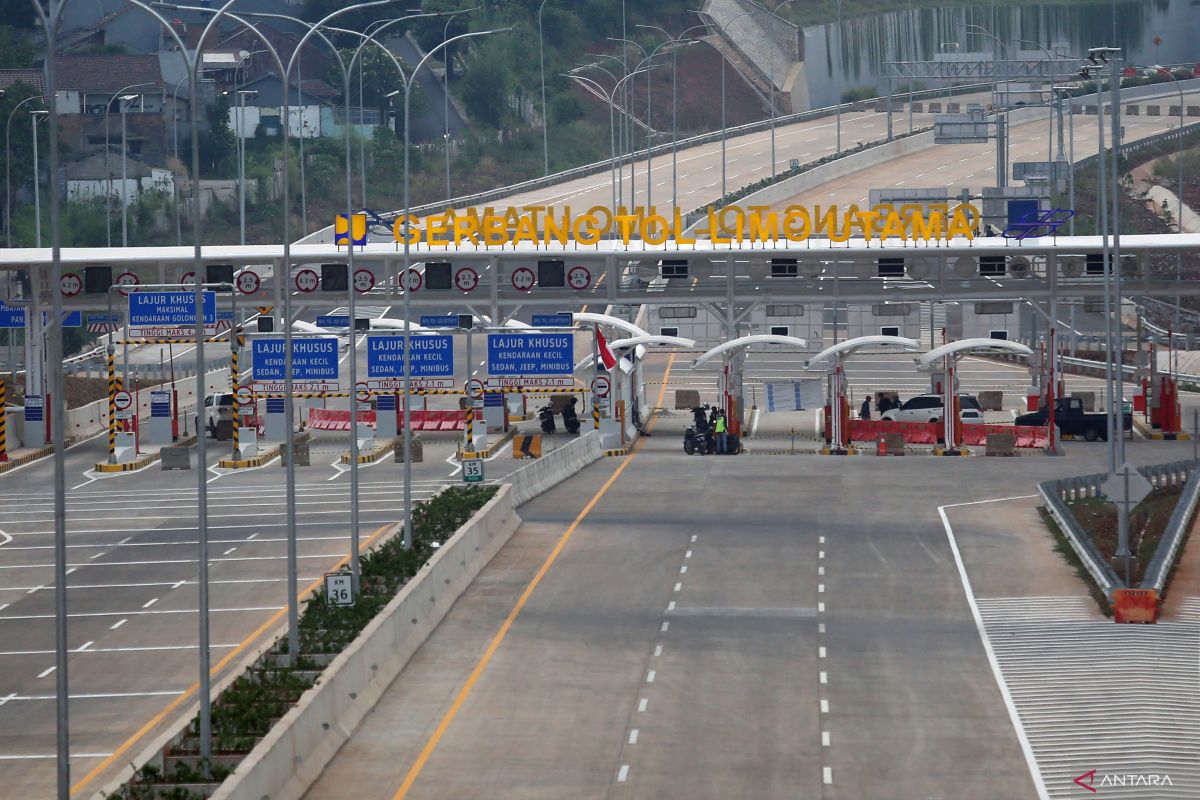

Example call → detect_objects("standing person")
860 393 872 420
878 394 892 415
715 411 728 454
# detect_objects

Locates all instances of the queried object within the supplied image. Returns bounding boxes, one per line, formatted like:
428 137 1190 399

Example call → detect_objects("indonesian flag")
596 325 617 371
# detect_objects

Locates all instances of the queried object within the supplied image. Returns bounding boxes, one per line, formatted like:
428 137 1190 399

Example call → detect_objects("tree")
0 26 36 68
1 81 48 235
197 95 235 175
412 0 473 53
460 41 511 128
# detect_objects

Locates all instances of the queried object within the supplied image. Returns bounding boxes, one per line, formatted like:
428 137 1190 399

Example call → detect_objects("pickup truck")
1015 397 1131 441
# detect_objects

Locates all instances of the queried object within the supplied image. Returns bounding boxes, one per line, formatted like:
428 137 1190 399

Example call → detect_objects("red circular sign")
510 267 535 292
294 268 319 293
355 381 372 402
116 271 139 296
113 390 133 411
235 386 253 405
181 271 195 287
567 265 592 290
591 375 611 397
60 272 82 297
236 270 261 295
401 268 422 292
454 265 479 293
353 268 375 294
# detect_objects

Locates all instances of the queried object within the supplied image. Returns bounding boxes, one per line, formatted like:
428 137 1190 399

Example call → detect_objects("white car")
198 392 233 437
881 394 984 424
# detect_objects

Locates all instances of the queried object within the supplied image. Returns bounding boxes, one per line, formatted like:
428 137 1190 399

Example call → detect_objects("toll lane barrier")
1113 588 1159 623
306 408 464 432
846 420 1048 448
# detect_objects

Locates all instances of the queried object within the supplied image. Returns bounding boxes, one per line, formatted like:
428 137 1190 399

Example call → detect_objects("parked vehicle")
538 404 557 434
880 394 984 424
1015 397 1132 441
683 422 709 455
561 402 581 434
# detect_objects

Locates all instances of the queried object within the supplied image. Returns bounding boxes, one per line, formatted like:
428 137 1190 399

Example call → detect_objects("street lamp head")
119 94 138 101
30 109 48 117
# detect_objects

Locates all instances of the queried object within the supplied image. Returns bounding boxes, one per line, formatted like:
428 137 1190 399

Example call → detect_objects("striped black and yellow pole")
464 404 474 452
107 347 117 463
593 398 601 430
0 378 8 463
231 330 241 456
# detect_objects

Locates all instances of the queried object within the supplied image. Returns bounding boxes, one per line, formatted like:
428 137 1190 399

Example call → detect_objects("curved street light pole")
568 66 655 214
538 0 552 175
102 81 153 248
5 93 44 248
444 8 477 200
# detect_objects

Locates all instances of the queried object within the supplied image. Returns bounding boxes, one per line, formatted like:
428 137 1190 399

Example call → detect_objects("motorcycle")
561 403 581 435
538 404 557 434
683 414 709 455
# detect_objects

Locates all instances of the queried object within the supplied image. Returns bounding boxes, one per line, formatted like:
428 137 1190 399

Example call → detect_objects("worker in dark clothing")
860 394 872 420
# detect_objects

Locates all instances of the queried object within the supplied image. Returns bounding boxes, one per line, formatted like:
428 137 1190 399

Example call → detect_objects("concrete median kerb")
205 485 521 800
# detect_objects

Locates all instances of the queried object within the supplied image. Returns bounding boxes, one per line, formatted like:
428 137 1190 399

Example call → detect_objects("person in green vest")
714 411 728 454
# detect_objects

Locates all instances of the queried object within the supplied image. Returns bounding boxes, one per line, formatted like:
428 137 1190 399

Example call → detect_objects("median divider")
205 486 520 800
95 434 198 473
507 431 603 506
0 443 55 474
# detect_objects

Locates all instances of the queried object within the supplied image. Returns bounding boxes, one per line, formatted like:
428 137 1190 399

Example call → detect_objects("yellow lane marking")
391 353 675 800
70 522 394 796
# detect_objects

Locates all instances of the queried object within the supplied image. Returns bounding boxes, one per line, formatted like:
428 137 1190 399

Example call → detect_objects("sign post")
462 458 484 484
1102 463 1153 585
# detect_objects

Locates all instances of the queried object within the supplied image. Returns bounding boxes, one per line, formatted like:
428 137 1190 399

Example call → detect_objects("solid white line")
822 731 831 747
628 729 639 744
938 501 1050 800
0 643 237 656
0 753 113 761
638 698 647 712
646 670 655 683
36 666 55 679
0 552 352 571
617 765 629 782
10 690 183 701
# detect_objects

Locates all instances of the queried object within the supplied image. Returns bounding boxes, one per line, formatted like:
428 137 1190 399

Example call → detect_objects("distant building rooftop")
0 69 46 96
55 54 163 93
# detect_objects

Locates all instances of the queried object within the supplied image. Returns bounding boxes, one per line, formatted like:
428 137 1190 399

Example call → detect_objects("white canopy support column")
804 335 921 454
915 338 1033 454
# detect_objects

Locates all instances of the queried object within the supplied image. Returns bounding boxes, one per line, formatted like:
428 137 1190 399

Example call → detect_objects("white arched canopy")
571 311 650 338
691 334 808 368
915 338 1033 369
805 335 921 369
369 318 430 333
608 334 697 351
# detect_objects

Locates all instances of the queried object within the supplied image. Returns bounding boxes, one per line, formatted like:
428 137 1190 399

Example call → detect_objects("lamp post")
236 89 258 245
31 109 47 247
538 0 552 176
102 81 153 248
1015 39 1059 162
966 25 1008 187
568 66 656 214
5 94 43 248
837 0 843 153
169 73 187 246
118 92 139 247
939 42 959 113
444 7 477 200
635 24 703 211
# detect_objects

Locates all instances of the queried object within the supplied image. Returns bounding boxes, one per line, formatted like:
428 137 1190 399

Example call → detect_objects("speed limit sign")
510 266 535 291
567 265 592 290
294 268 319 293
60 272 82 297
453 265 479 292
116 271 139 296
236 270 261 295
401 268 422 292
353 268 375 294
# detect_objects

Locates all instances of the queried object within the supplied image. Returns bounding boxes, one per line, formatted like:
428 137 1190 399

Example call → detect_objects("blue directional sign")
129 291 216 327
40 311 82 328
88 313 120 325
0 301 24 329
252 337 339 381
316 315 350 328
368 335 454 378
532 313 572 327
217 310 233 322
487 333 574 376
420 315 460 328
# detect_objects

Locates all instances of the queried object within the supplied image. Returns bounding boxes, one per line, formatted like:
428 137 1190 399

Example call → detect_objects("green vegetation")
107 485 497 798
1066 487 1180 586
1038 505 1113 616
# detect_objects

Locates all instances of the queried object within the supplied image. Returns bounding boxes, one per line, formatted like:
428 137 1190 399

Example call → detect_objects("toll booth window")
425 262 452 290
771 258 798 278
1085 253 1109 275
770 325 790 337
990 330 1009 341
881 326 900 337
321 263 348 291
660 260 688 279
538 260 565 287
979 256 1007 276
660 327 679 337
658 306 697 319
877 257 905 278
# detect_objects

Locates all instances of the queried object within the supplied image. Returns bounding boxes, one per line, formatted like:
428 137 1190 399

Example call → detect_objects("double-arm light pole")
5 93 44 248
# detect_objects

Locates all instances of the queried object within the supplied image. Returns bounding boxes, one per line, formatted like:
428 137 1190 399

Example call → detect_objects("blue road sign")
0 302 24 328
252 337 339 381
487 333 574 376
150 391 171 418
367 335 454 378
532 313 572 327
217 310 233 321
129 291 216 327
316 315 350 328
420 315 460 328
266 397 286 414
39 311 82 328
87 313 120 325
376 394 397 411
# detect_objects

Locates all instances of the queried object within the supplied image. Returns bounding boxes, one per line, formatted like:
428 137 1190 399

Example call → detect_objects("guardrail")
1072 119 1200 173
1039 459 1200 599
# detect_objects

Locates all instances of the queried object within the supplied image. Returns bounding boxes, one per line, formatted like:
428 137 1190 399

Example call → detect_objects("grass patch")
1038 506 1113 616
1067 487 1181 586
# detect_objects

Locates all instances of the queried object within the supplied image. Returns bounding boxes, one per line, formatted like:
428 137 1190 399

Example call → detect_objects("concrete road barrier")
209 486 521 800
280 440 310 467
985 433 1016 456
978 390 1004 411
675 389 700 409
394 438 423 462
509 431 604 506
160 446 191 470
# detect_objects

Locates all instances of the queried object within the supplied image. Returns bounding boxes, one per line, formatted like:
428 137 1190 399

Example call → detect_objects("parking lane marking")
109 619 126 630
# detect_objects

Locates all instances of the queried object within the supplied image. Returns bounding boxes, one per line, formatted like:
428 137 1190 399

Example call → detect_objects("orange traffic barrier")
513 434 542 459
1113 588 1159 623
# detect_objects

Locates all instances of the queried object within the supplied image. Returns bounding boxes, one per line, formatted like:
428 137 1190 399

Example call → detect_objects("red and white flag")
595 325 617 370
